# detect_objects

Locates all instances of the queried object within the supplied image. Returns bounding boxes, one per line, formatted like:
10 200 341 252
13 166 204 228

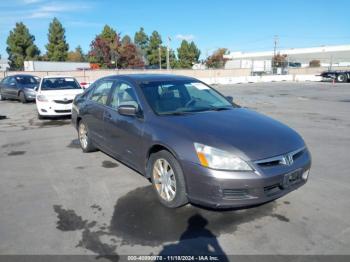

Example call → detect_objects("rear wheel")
78 120 96 153
149 150 188 208
336 74 347 83
19 92 27 103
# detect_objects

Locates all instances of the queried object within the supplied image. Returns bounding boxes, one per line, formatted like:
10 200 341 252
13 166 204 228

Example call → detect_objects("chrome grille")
254 147 305 167
53 99 73 104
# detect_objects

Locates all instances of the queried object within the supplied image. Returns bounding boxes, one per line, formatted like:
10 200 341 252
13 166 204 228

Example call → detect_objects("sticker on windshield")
65 78 75 82
191 82 209 90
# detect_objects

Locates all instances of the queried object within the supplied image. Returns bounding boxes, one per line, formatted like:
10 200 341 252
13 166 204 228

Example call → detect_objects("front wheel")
78 120 96 153
149 150 188 208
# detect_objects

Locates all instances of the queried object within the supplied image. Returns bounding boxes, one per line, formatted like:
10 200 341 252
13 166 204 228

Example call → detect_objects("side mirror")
10 82 16 86
34 86 38 92
226 96 233 103
118 105 137 116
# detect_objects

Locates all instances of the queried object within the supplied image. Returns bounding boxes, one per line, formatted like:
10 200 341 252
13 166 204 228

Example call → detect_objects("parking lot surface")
0 81 350 258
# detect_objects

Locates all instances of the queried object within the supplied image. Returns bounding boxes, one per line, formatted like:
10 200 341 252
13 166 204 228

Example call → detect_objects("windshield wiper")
208 107 232 111
159 111 191 116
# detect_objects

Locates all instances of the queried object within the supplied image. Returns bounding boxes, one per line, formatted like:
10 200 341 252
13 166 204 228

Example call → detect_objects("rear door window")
90 80 114 105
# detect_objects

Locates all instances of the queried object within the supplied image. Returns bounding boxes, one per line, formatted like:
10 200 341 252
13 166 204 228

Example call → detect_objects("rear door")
2 77 16 97
0 77 9 96
83 79 115 148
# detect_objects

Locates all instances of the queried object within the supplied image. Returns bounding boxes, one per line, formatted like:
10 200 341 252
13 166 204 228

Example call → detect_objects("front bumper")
182 150 311 209
36 101 73 116
23 91 36 101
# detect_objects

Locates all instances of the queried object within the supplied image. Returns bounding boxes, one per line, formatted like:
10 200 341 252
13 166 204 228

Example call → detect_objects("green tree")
177 40 201 68
46 18 69 61
205 48 229 69
134 27 149 51
100 25 118 43
67 46 86 62
121 35 132 45
6 22 40 70
146 31 164 67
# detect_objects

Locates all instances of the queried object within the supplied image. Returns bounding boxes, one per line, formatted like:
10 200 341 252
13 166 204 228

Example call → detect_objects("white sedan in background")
36 76 84 119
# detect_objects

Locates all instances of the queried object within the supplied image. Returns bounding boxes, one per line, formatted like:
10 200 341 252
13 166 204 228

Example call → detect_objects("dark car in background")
0 74 39 103
72 74 311 209
320 70 350 83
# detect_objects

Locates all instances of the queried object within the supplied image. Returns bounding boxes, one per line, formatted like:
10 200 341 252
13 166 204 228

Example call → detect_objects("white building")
24 61 90 71
224 44 350 71
0 59 9 71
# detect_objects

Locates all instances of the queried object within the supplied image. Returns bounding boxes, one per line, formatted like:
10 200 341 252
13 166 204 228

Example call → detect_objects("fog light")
41 109 47 113
302 169 310 180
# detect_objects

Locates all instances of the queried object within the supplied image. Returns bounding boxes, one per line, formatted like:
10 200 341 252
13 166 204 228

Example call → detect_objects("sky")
0 0 349 59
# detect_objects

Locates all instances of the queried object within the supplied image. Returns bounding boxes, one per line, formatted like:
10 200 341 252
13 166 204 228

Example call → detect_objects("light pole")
166 37 171 70
158 46 162 70
273 35 279 74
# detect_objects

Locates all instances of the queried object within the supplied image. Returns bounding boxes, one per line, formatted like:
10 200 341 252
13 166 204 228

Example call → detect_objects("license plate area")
283 169 302 188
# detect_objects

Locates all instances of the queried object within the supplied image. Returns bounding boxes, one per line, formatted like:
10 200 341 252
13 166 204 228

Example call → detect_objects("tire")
336 74 347 83
148 150 188 208
0 92 6 101
19 91 27 103
37 113 44 120
78 120 96 153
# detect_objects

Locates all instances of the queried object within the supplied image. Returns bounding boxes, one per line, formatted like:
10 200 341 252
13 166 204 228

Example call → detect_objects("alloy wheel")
79 123 88 149
153 158 177 202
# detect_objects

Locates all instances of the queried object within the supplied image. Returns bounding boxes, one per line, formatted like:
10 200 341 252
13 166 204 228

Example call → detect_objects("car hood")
38 89 83 100
161 108 305 161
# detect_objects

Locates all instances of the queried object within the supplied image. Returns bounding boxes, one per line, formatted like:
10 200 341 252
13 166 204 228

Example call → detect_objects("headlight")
194 143 253 171
37 95 48 102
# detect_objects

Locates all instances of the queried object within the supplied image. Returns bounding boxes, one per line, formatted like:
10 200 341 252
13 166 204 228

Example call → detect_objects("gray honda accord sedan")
72 74 311 209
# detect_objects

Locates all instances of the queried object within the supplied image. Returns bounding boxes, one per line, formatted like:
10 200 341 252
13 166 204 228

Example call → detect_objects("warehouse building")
0 59 9 71
224 44 350 74
24 61 90 71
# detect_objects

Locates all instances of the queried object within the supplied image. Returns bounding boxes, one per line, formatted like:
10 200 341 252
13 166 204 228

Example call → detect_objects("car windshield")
41 77 81 90
139 80 233 115
15 76 38 86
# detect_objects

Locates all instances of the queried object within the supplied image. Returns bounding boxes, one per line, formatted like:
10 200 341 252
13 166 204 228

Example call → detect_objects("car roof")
104 74 198 82
42 75 76 79
8 74 37 78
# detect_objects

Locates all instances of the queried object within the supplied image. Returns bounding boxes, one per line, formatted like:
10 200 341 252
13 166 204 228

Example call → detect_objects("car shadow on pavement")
158 214 229 260
54 185 284 260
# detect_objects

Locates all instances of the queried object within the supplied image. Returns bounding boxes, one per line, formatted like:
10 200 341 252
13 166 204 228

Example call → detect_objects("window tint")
140 80 232 114
15 76 38 85
41 77 80 90
110 82 139 109
1 77 9 84
9 77 16 85
90 80 114 105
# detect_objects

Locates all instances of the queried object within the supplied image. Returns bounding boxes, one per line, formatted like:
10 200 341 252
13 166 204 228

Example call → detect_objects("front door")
103 81 144 170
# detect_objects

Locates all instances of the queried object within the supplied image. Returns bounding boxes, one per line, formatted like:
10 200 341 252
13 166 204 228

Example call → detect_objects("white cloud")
22 0 43 4
25 2 92 19
176 34 195 41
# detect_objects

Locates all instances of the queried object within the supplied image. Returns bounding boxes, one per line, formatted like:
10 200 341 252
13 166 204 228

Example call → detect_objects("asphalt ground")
0 81 349 260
